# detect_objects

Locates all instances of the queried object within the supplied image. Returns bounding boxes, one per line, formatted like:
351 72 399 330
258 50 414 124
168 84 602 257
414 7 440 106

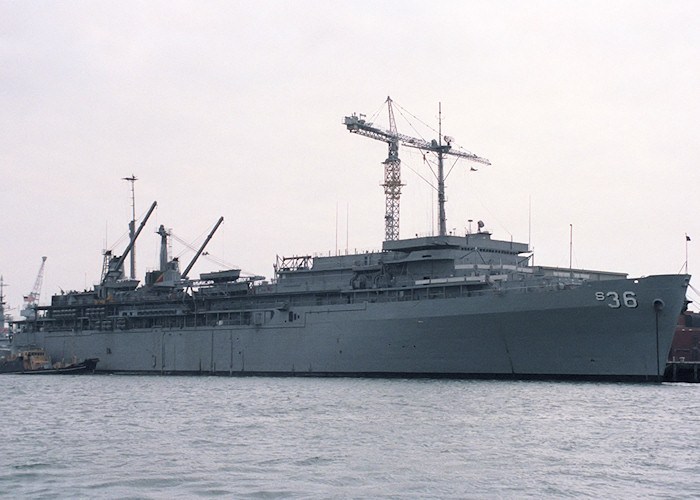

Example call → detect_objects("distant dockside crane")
344 97 491 239
21 256 47 319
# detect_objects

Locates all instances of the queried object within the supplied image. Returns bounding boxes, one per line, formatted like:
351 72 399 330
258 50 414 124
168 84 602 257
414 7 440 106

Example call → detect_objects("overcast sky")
2 0 699 313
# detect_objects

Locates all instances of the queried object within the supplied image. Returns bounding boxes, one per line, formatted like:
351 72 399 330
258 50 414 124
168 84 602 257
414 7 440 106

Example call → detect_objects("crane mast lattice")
343 97 403 241
344 97 491 239
21 256 47 319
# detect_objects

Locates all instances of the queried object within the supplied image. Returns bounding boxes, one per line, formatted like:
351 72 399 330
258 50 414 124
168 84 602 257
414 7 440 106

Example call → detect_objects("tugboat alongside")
0 349 98 374
8 101 691 381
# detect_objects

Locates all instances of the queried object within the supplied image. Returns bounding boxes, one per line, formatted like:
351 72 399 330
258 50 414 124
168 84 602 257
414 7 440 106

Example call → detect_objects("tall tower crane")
344 97 491 239
21 256 47 319
344 97 403 241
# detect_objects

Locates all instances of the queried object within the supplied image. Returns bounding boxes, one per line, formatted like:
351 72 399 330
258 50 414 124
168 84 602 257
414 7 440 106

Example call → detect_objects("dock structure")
664 360 700 383
666 310 700 382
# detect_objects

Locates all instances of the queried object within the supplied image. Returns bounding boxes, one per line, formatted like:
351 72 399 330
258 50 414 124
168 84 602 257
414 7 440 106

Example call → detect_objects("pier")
664 360 700 383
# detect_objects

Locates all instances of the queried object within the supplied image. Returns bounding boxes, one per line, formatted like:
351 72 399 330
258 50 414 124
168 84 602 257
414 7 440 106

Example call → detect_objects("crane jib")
343 97 491 240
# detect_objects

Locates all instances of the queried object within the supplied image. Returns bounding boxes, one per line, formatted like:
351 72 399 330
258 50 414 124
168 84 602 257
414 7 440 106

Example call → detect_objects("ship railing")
307 247 383 260
454 263 534 274
334 247 381 257
258 277 587 309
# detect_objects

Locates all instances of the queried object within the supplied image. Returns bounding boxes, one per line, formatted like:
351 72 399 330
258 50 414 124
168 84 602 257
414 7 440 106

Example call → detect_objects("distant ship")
9 101 690 381
0 276 10 349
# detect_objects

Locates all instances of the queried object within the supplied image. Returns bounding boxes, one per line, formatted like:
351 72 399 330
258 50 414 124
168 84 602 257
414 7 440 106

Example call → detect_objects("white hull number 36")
595 291 638 308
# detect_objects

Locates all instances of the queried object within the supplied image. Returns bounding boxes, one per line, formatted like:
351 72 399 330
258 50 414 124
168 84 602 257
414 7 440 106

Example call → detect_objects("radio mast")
122 175 138 279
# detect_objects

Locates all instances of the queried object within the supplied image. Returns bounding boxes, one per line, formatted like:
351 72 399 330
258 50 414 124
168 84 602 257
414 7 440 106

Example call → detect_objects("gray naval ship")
10 106 691 381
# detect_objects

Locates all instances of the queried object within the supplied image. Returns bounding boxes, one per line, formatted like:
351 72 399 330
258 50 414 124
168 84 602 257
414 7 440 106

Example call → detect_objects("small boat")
0 348 98 374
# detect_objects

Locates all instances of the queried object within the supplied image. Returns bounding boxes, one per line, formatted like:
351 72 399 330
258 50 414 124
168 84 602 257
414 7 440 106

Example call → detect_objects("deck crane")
21 256 47 319
100 201 157 287
344 97 491 238
181 216 224 279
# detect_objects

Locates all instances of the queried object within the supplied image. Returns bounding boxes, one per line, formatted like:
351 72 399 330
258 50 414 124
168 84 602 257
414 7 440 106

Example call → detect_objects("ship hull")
14 275 688 381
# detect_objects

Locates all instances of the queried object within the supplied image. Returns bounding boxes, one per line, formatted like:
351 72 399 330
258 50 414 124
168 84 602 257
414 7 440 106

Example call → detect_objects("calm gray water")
0 376 698 499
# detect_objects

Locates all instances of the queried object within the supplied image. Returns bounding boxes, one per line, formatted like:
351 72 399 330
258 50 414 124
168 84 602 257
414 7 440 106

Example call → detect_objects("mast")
569 224 573 278
157 225 169 271
101 201 157 285
122 175 138 279
437 102 447 237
